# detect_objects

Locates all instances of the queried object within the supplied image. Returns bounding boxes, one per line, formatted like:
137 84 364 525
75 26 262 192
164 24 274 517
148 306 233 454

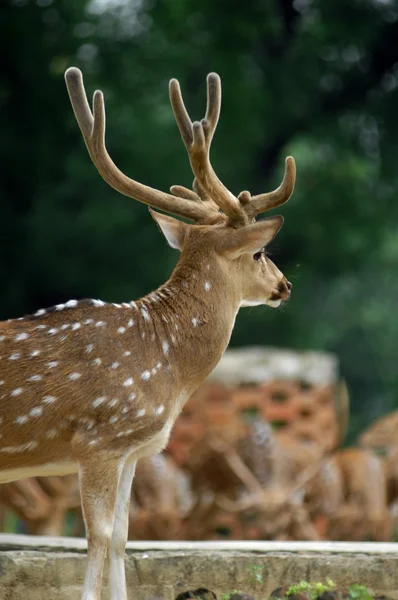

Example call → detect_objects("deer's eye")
253 252 262 261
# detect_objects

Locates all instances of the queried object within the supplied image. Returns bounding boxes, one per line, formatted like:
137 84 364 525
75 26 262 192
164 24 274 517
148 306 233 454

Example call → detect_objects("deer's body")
0 263 238 481
0 67 296 599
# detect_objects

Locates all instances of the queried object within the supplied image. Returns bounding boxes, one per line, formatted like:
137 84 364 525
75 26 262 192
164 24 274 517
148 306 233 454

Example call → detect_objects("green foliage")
2 0 398 441
248 564 264 585
286 579 335 598
348 584 373 600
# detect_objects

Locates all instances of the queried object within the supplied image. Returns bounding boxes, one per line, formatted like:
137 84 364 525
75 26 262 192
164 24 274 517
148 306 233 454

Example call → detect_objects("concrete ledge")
0 535 397 599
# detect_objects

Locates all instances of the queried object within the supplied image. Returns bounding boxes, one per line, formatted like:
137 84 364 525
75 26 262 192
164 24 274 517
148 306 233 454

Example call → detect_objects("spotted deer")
0 67 295 599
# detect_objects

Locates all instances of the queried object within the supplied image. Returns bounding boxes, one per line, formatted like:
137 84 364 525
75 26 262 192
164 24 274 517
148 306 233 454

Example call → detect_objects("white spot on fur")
96 321 106 327
68 372 81 380
15 416 29 425
92 299 105 307
15 333 29 341
136 409 146 417
117 327 126 334
45 429 58 439
0 381 4 386
66 299 78 308
204 281 211 291
124 351 131 356
11 388 23 396
154 405 164 415
116 429 133 438
86 344 94 354
42 396 56 404
109 399 119 408
60 324 70 330
35 309 46 316
111 362 119 369
84 318 94 324
128 393 136 402
109 416 118 424
28 375 42 382
72 323 81 330
35 325 47 330
123 377 134 387
92 397 106 408
92 358 102 366
127 319 134 327
141 307 150 321
48 328 59 335
192 318 200 327
30 350 40 357
56 303 65 311
141 371 151 381
162 341 169 355
0 441 38 454
30 407 43 417
113 303 122 308
130 301 138 310
47 361 58 369
9 353 20 360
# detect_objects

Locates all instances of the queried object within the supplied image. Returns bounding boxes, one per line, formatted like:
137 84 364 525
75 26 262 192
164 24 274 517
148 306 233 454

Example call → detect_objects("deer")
0 67 295 600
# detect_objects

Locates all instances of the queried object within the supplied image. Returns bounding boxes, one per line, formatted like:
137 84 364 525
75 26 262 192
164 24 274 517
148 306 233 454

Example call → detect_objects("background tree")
2 0 398 439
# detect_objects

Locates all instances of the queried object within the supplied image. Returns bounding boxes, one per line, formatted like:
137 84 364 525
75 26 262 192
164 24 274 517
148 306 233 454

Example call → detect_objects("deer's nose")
286 280 292 292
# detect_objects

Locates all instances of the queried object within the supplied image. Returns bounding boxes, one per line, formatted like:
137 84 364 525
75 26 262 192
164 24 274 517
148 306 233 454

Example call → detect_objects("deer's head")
65 69 295 309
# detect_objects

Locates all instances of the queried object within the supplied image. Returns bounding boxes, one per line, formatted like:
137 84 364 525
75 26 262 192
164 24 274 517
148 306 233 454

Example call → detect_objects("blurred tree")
1 0 398 438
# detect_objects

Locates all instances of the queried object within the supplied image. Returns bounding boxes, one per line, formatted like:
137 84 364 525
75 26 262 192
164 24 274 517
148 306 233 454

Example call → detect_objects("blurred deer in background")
0 67 295 599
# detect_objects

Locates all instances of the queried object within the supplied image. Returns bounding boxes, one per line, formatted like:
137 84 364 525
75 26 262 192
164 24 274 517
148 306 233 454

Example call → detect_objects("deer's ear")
220 216 284 258
149 209 188 251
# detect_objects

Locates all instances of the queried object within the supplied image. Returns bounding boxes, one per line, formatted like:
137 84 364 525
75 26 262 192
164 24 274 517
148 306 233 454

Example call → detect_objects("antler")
66 67 296 227
64 67 222 225
169 74 247 226
242 156 297 221
169 74 296 225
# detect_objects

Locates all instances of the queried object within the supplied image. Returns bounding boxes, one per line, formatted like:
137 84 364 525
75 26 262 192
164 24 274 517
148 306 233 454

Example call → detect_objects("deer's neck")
136 259 239 394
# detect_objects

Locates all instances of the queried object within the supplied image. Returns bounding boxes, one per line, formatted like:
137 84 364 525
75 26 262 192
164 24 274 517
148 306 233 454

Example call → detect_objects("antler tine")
65 67 219 224
168 77 193 149
169 74 247 226
65 68 94 141
202 72 221 144
170 185 201 202
244 156 296 220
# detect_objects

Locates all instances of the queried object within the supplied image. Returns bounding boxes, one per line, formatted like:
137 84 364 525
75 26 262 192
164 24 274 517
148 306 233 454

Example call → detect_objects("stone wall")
0 536 398 600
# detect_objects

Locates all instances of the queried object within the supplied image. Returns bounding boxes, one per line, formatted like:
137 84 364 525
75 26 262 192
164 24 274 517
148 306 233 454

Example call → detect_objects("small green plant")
248 564 264 585
286 579 336 598
348 584 373 600
221 590 242 600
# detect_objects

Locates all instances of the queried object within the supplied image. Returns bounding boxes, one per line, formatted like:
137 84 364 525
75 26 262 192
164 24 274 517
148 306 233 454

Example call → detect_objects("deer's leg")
108 458 137 600
78 458 123 600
